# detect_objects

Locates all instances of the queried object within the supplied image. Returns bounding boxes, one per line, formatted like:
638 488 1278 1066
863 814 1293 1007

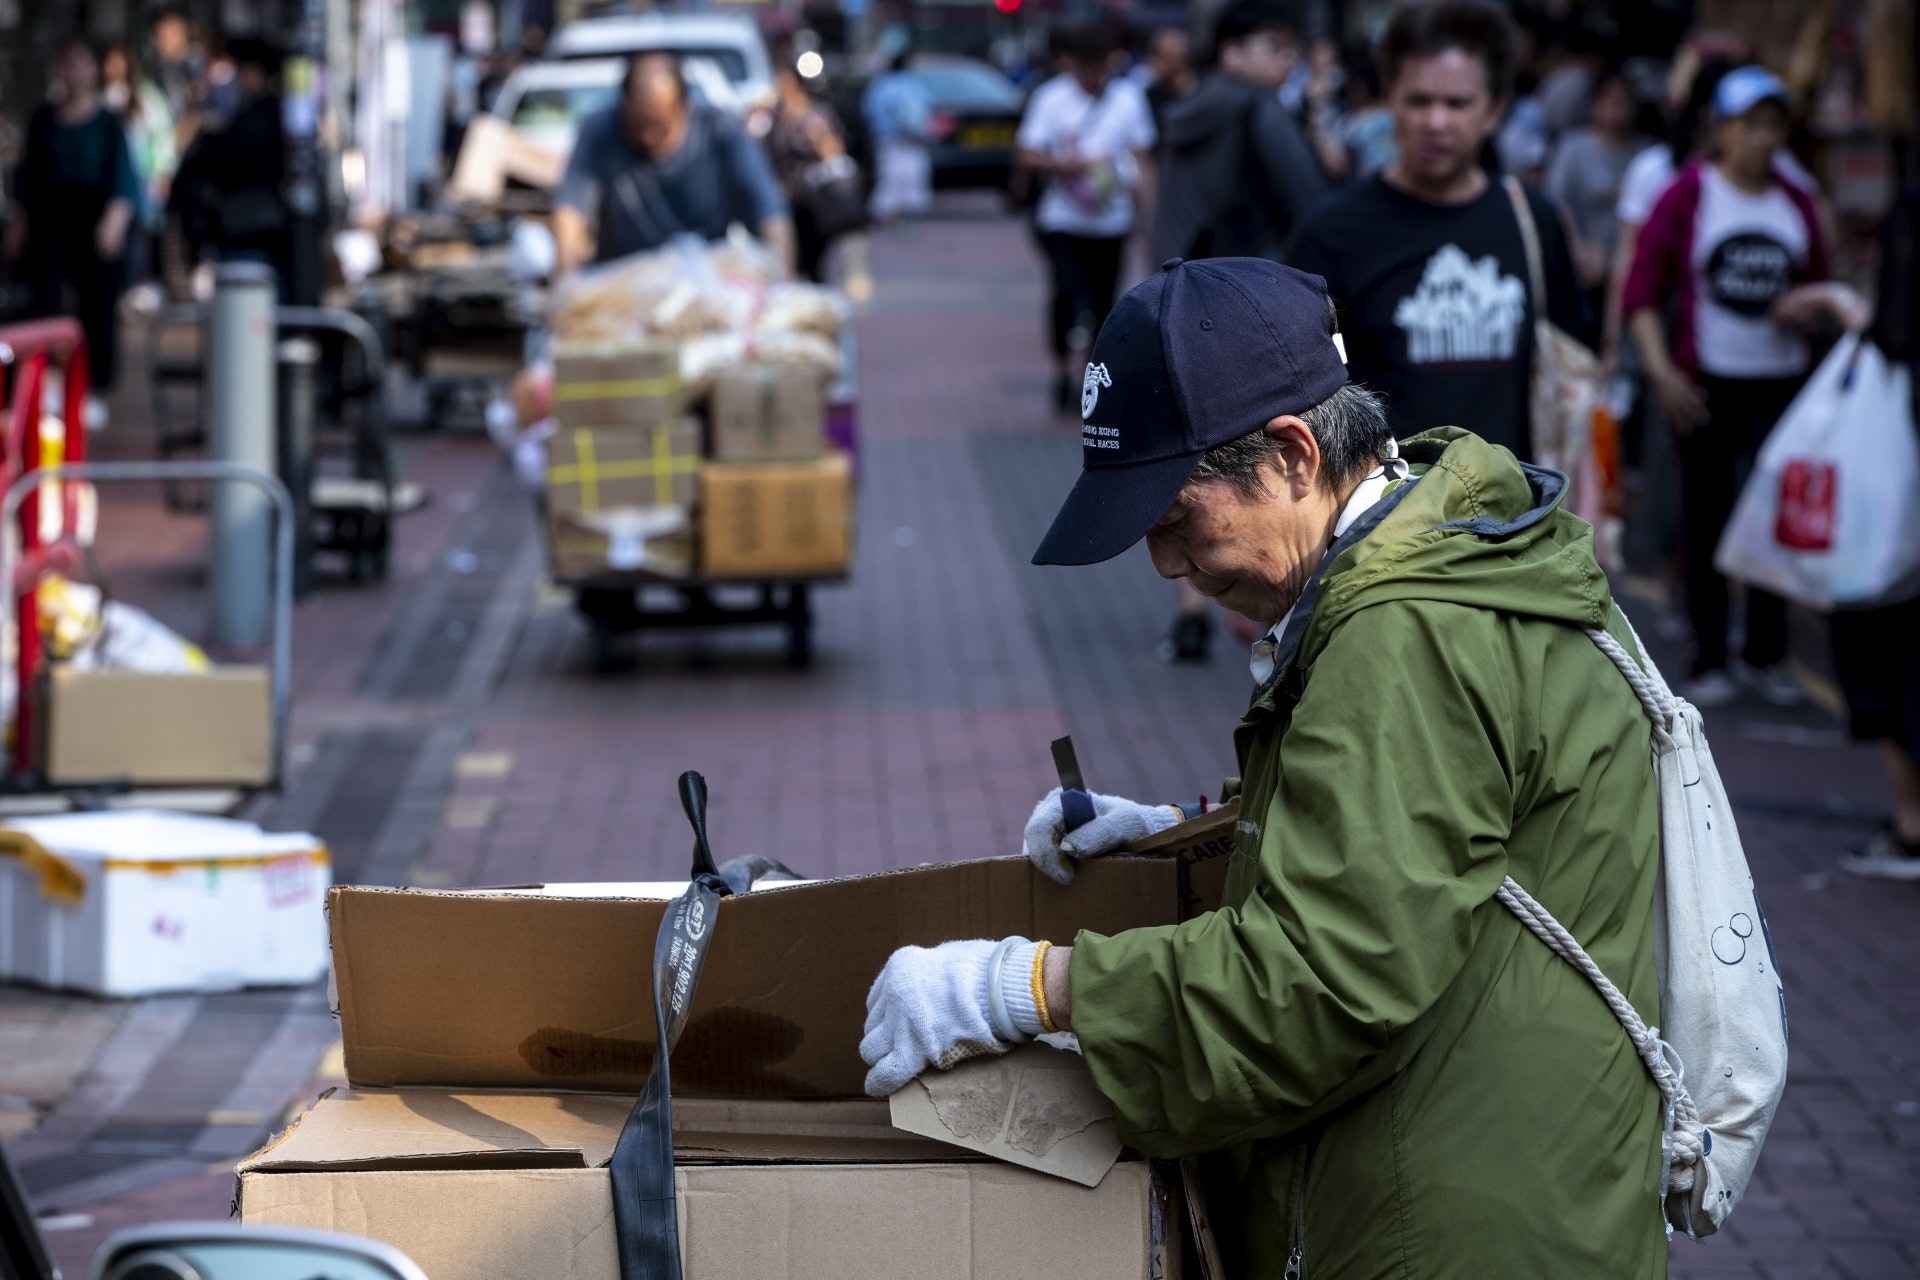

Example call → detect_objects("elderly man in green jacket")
860 258 1669 1277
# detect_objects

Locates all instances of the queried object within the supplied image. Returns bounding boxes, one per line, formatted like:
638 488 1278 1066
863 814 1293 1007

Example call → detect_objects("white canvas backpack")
1497 609 1789 1239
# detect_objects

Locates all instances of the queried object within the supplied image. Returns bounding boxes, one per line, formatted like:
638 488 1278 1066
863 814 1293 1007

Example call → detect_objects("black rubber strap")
609 771 733 1280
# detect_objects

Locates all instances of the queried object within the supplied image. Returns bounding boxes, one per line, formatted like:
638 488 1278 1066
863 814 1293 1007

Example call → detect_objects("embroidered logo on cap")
1082 363 1112 420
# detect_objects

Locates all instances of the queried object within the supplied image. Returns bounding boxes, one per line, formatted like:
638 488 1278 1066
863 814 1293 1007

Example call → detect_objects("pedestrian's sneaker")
1158 612 1211 664
1682 668 1739 708
83 394 109 432
1839 826 1920 880
1737 661 1805 707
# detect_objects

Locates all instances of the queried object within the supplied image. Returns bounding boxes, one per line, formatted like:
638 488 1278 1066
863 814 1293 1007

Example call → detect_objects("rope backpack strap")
1495 877 1706 1198
1583 608 1679 729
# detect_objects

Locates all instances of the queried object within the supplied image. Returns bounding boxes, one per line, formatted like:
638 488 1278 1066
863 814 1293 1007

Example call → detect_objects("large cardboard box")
240 1089 1175 1280
553 343 685 428
239 844 1233 1278
709 365 827 461
0 810 329 996
545 507 695 582
41 666 273 787
546 420 702 516
700 453 852 581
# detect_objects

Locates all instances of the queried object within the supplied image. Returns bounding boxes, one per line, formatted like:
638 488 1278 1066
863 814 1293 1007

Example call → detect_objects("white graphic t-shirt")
1691 166 1810 379
1016 74 1156 239
1392 245 1528 365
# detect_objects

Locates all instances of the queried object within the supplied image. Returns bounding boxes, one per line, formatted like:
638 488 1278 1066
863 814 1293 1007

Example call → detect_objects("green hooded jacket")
1070 430 1668 1279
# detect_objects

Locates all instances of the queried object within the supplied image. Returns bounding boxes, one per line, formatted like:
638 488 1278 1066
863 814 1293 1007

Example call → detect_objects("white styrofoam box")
0 810 331 997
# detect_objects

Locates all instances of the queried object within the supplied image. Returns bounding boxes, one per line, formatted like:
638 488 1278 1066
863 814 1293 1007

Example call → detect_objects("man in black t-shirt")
1288 0 1588 461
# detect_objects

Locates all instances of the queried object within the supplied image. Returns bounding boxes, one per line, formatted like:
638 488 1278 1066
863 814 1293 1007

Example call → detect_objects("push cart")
144 302 401 582
567 573 836 672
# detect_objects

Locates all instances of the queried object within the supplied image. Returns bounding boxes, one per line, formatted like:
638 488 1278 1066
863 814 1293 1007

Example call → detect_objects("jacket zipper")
1285 1137 1316 1279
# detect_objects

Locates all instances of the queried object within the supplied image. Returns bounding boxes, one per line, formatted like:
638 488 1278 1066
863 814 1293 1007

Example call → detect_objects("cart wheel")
786 585 814 668
587 615 636 674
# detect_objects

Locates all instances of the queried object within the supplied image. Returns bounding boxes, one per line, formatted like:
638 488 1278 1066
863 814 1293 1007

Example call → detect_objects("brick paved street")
7 194 1918 1278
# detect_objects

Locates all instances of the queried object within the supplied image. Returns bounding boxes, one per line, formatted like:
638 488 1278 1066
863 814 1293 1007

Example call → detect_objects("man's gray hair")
1189 382 1394 497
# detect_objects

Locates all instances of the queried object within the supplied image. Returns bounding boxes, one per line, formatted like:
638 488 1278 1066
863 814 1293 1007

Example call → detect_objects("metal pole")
208 261 278 647
277 336 319 597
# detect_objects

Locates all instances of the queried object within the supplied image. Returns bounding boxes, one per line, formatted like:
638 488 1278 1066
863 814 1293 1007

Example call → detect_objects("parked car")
488 53 750 173
913 55 1025 190
826 54 1026 193
549 12 775 114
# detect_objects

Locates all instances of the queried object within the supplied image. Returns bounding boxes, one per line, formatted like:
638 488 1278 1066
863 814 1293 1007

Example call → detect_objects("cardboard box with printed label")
546 419 702 516
709 365 828 461
699 453 852 580
553 343 685 428
235 826 1239 1279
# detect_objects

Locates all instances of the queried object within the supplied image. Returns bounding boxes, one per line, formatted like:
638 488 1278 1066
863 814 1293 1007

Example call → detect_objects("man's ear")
1261 415 1321 499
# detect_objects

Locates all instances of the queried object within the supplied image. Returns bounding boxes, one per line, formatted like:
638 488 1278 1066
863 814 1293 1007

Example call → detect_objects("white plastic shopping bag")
1715 334 1920 610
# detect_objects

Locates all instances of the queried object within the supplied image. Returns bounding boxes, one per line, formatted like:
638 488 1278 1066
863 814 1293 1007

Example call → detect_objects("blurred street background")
0 0 1916 1277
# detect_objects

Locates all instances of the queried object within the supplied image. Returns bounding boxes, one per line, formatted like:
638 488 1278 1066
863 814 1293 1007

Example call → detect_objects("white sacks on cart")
1715 334 1920 610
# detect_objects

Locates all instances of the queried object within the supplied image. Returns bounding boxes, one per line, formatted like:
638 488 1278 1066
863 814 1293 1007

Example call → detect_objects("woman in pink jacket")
1623 66 1863 707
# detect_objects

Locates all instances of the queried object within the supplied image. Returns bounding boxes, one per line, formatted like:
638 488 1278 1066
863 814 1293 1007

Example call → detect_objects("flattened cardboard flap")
331 855 1183 1098
242 1090 986 1175
889 1044 1121 1187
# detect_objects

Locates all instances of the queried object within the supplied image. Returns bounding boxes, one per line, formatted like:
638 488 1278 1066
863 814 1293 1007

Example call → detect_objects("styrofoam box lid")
2 809 324 863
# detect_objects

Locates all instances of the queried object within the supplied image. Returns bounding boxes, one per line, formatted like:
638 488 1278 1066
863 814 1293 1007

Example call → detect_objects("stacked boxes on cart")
545 341 853 582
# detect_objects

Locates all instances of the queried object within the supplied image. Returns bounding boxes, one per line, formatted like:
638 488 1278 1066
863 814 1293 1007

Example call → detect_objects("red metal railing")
0 317 91 775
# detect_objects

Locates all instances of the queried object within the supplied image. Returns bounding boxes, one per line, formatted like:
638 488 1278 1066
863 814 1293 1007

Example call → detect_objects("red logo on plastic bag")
1774 460 1837 551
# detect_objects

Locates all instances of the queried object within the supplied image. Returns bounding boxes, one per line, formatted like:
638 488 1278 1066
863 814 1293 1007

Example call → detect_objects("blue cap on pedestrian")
1713 66 1790 120
1032 257 1350 567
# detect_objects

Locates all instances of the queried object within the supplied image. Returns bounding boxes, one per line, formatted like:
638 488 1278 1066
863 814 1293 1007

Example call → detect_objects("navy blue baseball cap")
1032 257 1350 566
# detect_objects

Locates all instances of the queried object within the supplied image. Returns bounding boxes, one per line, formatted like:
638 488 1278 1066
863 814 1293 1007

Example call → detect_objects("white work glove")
1023 789 1183 884
861 937 1047 1098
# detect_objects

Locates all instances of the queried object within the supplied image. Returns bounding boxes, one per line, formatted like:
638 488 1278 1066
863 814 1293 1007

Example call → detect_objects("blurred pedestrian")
1623 67 1860 707
1149 0 1327 264
102 41 178 291
767 45 857 283
172 38 291 288
1833 186 1920 879
4 38 140 427
1334 50 1396 180
1140 27 1196 133
863 49 933 228
551 52 792 275
1015 21 1155 415
1289 0 1589 460
1545 65 1653 296
146 8 201 131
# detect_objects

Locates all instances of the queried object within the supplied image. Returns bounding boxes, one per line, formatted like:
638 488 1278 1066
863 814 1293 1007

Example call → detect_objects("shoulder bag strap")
1503 174 1549 320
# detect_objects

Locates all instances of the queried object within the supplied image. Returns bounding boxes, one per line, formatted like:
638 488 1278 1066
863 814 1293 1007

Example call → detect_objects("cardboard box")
546 420 702 515
553 344 684 428
240 856 1205 1278
709 365 827 461
0 810 329 996
545 507 694 582
41 666 273 787
240 1090 1174 1280
700 454 852 581
324 855 1185 1094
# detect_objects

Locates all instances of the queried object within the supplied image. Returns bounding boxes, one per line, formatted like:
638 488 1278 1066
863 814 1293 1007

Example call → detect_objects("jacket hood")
1160 73 1259 151
1273 428 1611 691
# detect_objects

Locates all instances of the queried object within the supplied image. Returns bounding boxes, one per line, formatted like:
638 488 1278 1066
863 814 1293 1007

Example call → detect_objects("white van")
487 13 775 170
